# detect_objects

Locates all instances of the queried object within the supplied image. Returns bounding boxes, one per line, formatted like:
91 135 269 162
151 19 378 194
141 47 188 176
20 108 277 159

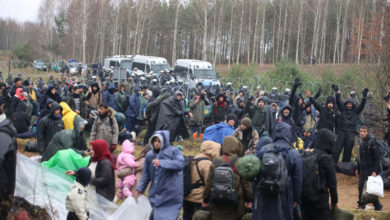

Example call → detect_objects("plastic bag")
367 175 384 198
107 196 151 220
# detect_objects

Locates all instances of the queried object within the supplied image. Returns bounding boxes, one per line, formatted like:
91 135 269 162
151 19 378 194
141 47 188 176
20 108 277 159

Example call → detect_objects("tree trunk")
276 0 283 61
378 0 385 65
259 1 266 65
201 0 208 61
252 0 261 63
247 0 252 65
357 0 366 64
340 0 350 63
281 0 288 58
333 0 342 64
82 0 89 63
319 0 329 63
236 1 245 65
310 0 321 62
295 0 304 64
228 0 235 68
213 0 224 66
171 0 180 66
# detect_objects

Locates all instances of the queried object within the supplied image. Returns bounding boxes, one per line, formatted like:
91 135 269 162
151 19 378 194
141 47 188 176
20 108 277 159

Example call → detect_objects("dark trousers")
358 171 382 209
144 120 157 144
183 200 202 220
15 130 35 138
332 131 356 163
301 206 330 220
126 116 137 132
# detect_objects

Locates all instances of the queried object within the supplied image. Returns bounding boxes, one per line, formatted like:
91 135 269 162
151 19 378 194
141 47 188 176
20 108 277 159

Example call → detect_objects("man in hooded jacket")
183 140 221 220
332 86 368 162
0 120 17 217
306 90 336 132
84 83 103 110
103 83 118 111
135 130 184 220
125 87 140 133
37 102 64 153
246 97 272 137
202 136 253 220
254 122 302 220
211 94 229 124
156 91 189 141
301 129 338 220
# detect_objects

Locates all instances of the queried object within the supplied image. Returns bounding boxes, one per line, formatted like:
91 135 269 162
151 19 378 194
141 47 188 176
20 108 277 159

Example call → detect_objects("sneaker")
357 201 365 209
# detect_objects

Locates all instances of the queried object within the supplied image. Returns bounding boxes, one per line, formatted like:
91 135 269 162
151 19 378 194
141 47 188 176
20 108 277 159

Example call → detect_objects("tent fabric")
15 153 151 220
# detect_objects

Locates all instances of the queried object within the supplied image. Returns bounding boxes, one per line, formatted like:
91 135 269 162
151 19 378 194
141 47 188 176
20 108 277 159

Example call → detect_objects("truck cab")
174 59 220 87
103 55 133 81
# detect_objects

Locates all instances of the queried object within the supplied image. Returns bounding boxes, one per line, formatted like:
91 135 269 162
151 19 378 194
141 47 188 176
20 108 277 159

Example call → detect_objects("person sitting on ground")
356 125 382 210
183 141 221 220
65 167 91 220
232 117 259 155
203 136 253 220
135 130 185 220
11 102 35 138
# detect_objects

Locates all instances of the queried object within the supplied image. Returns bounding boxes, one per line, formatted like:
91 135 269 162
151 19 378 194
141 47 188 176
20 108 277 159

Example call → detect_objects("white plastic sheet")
14 153 152 220
367 175 384 198
108 196 152 220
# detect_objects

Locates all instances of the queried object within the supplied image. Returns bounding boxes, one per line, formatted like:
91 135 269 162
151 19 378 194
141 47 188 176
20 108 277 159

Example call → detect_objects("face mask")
99 111 108 119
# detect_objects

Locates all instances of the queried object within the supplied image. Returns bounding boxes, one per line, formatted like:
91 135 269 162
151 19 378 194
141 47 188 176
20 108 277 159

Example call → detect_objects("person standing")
135 130 185 220
189 92 205 137
37 102 64 153
90 103 119 152
125 87 140 133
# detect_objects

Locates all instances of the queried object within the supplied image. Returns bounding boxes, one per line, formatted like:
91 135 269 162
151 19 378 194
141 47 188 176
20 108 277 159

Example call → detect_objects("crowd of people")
0 72 389 220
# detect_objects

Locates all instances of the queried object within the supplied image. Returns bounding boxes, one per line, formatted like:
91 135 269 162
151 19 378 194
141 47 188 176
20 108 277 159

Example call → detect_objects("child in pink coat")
116 140 138 198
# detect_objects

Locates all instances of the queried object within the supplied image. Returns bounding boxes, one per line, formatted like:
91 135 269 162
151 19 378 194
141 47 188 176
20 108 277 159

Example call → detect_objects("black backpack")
183 156 210 197
300 150 322 202
257 144 289 194
377 140 390 171
210 155 239 204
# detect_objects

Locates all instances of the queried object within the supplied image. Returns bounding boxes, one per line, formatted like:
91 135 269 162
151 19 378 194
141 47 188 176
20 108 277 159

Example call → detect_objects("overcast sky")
0 0 42 23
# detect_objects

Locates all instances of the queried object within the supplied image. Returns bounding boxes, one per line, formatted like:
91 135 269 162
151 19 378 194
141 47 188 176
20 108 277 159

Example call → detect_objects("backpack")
257 144 289 194
183 156 210 197
300 150 322 202
377 140 390 171
210 155 238 204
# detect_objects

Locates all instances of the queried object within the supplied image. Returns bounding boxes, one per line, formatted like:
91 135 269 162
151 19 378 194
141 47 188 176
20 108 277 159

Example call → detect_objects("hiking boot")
374 202 383 211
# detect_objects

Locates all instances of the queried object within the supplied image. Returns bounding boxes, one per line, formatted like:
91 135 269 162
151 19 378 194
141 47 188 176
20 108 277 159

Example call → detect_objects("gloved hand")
294 78 302 88
314 88 322 100
331 84 339 92
362 88 369 98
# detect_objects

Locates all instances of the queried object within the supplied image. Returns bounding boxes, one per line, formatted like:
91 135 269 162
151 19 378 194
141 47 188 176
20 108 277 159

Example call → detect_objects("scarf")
90 139 116 169
99 111 108 120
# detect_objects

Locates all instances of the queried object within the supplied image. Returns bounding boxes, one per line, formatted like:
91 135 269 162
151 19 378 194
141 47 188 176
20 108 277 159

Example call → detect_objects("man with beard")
211 94 228 124
90 103 119 152
246 97 272 137
84 83 103 110
332 85 368 163
66 86 86 117
155 91 190 141
306 90 336 132
232 117 259 155
40 85 62 111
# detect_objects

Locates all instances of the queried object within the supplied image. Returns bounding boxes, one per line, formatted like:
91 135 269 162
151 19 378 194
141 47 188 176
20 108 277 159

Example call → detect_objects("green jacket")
189 99 205 126
137 95 148 120
116 91 127 113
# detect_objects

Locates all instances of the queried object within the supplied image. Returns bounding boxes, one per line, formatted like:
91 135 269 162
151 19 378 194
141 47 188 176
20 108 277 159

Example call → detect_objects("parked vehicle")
174 59 220 87
51 60 66 72
33 60 47 71
103 55 133 81
131 55 170 74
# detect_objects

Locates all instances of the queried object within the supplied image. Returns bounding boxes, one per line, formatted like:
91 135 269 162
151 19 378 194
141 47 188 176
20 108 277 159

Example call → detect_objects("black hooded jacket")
212 94 229 123
0 120 17 202
310 97 336 131
277 104 294 128
40 85 62 110
37 102 65 152
359 134 381 174
336 93 366 132
11 102 30 133
311 129 338 208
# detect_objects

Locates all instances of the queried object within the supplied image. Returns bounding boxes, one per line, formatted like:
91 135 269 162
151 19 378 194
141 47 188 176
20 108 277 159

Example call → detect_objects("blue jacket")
254 122 302 220
136 130 184 220
103 84 117 111
125 87 140 117
203 122 234 145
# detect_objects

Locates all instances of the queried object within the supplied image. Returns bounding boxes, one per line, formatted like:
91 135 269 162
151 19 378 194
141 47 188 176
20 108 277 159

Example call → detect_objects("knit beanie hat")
227 113 237 122
241 117 251 127
75 167 92 187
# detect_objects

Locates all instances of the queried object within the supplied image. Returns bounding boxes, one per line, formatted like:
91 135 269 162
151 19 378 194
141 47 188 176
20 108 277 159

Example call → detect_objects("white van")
174 59 220 87
131 55 171 74
103 56 133 70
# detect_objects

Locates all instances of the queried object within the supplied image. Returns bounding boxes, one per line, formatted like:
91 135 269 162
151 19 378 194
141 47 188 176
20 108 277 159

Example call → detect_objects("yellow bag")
293 137 304 151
